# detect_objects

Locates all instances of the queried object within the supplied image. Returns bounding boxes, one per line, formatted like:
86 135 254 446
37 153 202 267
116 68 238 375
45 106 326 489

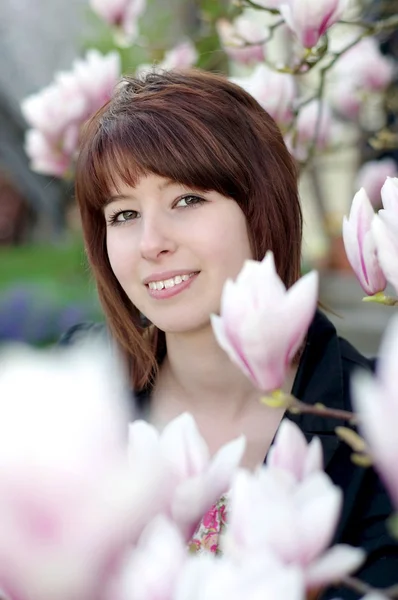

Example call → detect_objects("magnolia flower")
267 420 323 481
356 160 397 208
279 0 349 48
231 64 295 127
333 37 394 94
352 314 398 509
21 50 121 178
0 342 138 600
328 78 362 120
342 188 386 296
175 554 305 600
160 40 198 70
224 468 365 588
128 413 245 540
371 177 398 293
287 99 334 161
297 100 333 147
107 516 187 600
371 212 398 295
381 176 398 215
217 16 266 65
90 0 146 43
211 251 318 393
136 40 198 78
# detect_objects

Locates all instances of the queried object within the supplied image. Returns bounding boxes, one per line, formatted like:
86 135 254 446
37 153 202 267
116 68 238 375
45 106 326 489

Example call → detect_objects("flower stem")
341 576 398 598
288 397 356 422
261 392 356 422
363 292 398 306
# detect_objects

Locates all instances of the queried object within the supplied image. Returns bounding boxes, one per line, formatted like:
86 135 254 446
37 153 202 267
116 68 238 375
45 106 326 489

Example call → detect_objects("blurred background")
1 0 397 354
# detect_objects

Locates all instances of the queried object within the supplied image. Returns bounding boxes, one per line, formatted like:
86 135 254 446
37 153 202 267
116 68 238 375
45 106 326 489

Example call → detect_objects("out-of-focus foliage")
0 241 102 345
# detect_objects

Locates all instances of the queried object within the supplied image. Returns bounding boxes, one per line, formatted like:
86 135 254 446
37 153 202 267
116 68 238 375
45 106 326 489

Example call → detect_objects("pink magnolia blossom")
352 314 398 509
381 176 398 215
286 99 335 161
107 516 187 600
329 78 362 120
356 160 397 208
370 177 398 295
217 16 266 65
136 40 198 78
279 0 349 48
298 100 332 146
0 343 140 600
128 413 245 540
175 554 305 600
160 40 198 70
90 0 146 43
267 420 323 481
211 251 318 393
231 65 296 127
342 188 386 295
224 468 365 588
334 37 394 93
371 212 398 295
21 50 120 178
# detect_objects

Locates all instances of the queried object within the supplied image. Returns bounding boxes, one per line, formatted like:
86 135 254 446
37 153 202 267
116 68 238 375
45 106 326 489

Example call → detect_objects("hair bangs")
76 99 249 215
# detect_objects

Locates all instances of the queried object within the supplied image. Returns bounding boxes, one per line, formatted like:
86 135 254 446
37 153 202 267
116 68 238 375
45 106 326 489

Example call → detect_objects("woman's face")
104 173 253 334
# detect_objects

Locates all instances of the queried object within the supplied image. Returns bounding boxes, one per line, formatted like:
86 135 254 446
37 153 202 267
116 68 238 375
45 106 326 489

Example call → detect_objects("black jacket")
60 310 398 598
289 310 398 599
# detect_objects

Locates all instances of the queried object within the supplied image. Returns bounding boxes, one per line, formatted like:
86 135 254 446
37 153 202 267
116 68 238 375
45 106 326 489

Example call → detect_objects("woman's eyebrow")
103 193 136 208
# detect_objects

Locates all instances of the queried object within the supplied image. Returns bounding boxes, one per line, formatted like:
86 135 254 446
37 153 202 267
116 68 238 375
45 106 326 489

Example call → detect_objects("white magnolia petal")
372 215 398 295
381 177 398 214
267 420 308 479
284 270 319 360
306 544 365 588
160 413 210 479
303 436 323 478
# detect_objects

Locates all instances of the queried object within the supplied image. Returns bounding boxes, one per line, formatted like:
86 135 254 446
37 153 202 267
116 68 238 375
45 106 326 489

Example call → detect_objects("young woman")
62 69 398 598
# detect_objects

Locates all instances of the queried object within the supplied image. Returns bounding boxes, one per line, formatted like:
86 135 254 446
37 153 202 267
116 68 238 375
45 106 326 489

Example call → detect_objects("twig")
262 392 356 422
239 0 280 13
229 18 285 48
342 576 398 599
288 397 356 422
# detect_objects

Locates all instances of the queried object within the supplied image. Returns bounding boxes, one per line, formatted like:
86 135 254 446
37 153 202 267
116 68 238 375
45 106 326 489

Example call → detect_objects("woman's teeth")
148 273 195 290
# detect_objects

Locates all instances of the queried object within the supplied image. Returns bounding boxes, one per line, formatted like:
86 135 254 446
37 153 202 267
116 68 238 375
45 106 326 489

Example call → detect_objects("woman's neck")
153 324 297 421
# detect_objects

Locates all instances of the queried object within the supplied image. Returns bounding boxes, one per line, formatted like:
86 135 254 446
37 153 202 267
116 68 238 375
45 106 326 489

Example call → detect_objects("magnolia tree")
2 177 398 600
21 0 398 207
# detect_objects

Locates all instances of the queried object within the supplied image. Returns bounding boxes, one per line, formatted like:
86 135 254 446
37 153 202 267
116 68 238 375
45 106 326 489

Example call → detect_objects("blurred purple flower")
0 285 100 345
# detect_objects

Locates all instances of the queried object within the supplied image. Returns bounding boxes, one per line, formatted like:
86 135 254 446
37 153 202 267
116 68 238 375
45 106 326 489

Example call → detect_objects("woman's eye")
175 195 206 208
107 210 139 225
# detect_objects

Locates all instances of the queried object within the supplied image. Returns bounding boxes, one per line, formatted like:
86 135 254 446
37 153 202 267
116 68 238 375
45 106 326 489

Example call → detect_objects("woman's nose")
139 214 177 260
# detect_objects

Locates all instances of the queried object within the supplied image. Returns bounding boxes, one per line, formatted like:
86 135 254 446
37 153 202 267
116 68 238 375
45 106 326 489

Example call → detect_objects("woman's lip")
142 270 198 286
146 272 199 299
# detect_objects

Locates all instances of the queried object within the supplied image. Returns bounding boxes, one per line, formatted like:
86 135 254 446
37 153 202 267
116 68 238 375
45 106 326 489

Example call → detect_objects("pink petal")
160 413 209 479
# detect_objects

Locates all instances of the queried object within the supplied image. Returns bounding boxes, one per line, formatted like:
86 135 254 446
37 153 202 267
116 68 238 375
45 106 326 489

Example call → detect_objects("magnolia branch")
239 0 280 13
288 397 356 422
342 576 398 599
262 393 356 422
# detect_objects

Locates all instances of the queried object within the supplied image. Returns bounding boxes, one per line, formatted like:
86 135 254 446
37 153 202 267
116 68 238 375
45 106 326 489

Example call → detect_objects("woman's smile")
146 271 200 299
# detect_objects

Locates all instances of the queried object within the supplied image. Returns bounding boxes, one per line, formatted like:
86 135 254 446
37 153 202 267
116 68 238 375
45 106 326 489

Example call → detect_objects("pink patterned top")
188 495 228 555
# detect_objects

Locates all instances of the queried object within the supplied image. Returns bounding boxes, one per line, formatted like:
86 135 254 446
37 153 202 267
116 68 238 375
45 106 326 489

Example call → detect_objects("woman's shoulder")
338 335 376 374
58 322 109 347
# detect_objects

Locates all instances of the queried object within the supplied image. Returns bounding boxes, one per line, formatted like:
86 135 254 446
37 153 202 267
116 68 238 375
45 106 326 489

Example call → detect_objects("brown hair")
75 69 302 391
